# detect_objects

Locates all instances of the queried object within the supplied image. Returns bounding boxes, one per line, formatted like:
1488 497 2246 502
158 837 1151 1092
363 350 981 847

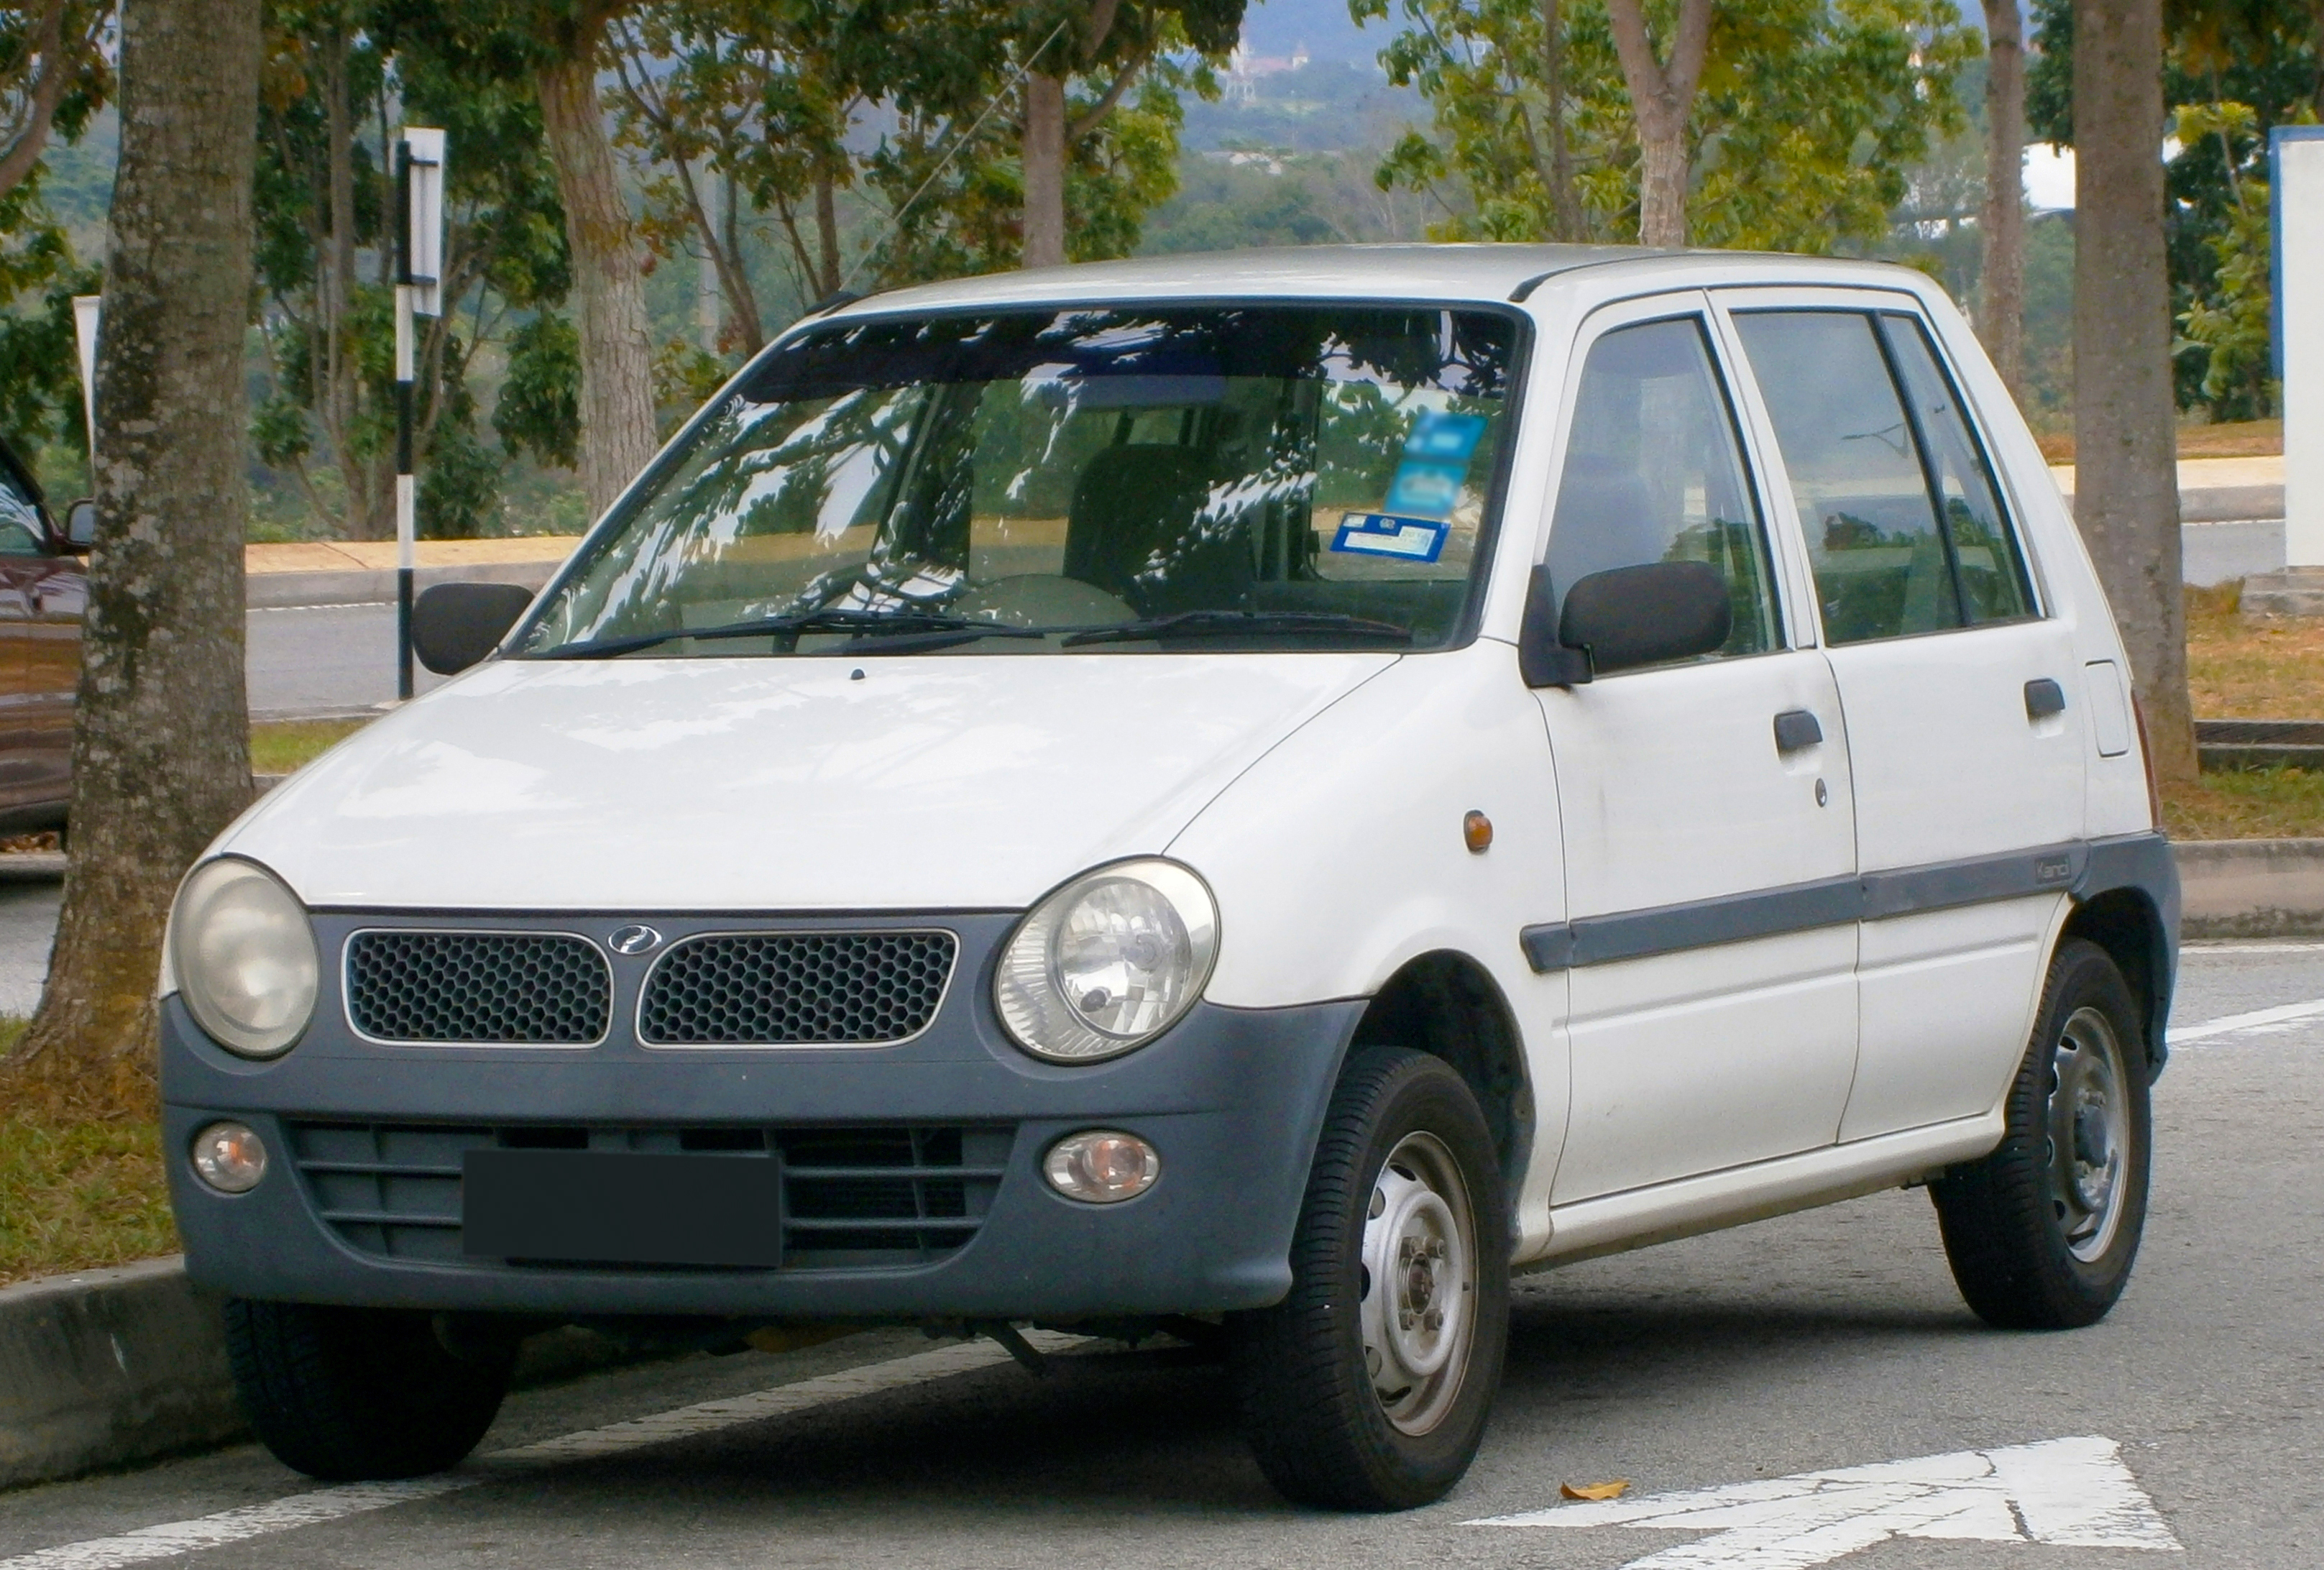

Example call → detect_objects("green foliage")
1361 0 1974 252
2028 0 2320 418
495 310 582 468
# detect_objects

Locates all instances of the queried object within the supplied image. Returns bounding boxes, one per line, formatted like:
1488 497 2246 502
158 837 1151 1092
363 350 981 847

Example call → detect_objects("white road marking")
2182 942 2324 955
1468 1436 2180 1569
0 1333 1076 1570
2167 994 2324 1045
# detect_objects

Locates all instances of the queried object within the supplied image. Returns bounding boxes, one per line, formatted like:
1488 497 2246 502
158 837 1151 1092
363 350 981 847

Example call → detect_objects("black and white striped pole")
394 127 446 701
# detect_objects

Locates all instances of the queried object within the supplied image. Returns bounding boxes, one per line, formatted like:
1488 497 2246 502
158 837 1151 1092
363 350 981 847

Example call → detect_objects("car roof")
818 244 1941 321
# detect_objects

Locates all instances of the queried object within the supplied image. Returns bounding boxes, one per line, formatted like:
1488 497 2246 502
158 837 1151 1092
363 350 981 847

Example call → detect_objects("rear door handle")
1773 709 1823 754
2025 678 2067 721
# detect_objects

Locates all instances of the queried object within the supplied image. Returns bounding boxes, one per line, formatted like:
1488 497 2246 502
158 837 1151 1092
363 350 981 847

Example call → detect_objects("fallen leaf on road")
1561 1480 1630 1501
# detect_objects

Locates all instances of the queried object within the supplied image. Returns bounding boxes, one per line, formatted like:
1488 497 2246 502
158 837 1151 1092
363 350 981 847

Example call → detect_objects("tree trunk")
5 0 261 1116
1542 0 1581 242
536 50 661 520
1021 68 1067 269
2072 0 2194 782
1979 0 2026 403
814 167 842 298
1604 0 1713 248
0 0 75 200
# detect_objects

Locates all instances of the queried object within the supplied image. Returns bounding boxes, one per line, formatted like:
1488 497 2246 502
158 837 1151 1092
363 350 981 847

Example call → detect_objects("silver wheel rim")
1359 1131 1477 1436
2048 1005 2131 1264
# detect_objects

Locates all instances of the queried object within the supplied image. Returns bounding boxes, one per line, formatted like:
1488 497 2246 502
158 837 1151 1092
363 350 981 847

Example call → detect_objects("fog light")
191 1121 267 1194
1043 1130 1159 1204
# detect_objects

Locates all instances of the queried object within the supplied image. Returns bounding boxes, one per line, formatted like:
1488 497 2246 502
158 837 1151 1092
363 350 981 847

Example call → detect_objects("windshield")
515 304 1521 658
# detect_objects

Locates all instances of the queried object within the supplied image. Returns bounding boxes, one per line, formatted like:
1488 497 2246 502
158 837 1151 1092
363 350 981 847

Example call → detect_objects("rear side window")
1732 309 2034 643
1545 316 1779 659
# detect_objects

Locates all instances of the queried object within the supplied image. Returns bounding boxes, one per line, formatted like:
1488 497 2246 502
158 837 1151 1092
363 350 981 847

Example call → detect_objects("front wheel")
224 1300 515 1479
1228 1047 1509 1510
1931 937 2153 1329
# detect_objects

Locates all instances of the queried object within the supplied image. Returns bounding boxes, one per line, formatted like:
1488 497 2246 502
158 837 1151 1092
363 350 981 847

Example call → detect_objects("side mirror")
1517 564 1591 687
413 582 535 675
62 498 96 553
1557 560 1732 676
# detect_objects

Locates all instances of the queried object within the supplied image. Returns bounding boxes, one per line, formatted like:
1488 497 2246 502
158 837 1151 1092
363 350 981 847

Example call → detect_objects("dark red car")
0 435 89 834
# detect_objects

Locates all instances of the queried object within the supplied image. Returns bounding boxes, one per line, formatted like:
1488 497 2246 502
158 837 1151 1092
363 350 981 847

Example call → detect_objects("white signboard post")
2276 127 2323 567
394 127 446 699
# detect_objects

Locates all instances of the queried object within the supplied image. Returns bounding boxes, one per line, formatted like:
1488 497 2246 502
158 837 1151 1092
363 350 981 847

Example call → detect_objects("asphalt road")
4 941 2320 1569
247 603 448 720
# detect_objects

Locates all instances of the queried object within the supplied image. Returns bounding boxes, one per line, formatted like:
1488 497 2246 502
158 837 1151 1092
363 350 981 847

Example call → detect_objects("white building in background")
1226 38 1310 103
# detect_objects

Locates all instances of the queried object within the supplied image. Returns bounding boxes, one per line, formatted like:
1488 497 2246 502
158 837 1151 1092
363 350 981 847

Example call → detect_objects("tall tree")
0 1 106 198
1980 0 2026 401
533 1 656 518
5 0 261 1112
1603 0 1712 246
2072 0 2195 781
1019 0 1240 267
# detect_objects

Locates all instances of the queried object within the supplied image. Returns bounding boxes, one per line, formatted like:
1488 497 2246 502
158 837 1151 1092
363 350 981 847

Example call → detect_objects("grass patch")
250 718 368 776
2035 418 2282 464
2187 584 2324 720
0 1019 178 1287
2164 768 2324 841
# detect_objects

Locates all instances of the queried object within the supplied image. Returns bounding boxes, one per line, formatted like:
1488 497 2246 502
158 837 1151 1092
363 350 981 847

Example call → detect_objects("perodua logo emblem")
607 924 662 955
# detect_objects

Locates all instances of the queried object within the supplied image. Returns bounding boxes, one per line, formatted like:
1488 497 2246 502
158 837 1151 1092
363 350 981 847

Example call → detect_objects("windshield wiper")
1059 610 1414 648
532 609 1042 661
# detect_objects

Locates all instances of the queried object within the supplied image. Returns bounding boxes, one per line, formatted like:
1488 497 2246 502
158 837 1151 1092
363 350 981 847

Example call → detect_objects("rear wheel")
1228 1047 1509 1510
224 1300 515 1479
1931 938 2152 1329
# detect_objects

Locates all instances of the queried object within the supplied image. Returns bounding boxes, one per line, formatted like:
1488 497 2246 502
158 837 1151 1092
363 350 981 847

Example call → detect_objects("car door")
1719 293 2085 1142
1533 295 1861 1206
0 466 44 815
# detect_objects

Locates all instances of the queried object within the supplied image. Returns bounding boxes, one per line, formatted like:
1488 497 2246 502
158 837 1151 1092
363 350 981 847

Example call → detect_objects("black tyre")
1931 937 2152 1329
1228 1047 1509 1511
224 1300 516 1479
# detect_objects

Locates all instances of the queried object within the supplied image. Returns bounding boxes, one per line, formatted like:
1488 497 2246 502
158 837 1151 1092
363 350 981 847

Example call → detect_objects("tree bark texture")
1021 68 1067 268
537 50 661 521
1604 0 1713 247
6 0 261 1115
1979 0 2026 403
2071 0 2195 782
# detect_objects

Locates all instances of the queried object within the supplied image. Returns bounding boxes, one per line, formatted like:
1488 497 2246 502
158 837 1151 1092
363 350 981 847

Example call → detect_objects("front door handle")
1773 708 1823 754
2025 678 2067 721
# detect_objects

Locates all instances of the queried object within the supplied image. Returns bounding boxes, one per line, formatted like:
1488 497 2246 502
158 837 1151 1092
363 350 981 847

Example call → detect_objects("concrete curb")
247 558 559 610
0 1258 645 1492
2176 839 2324 937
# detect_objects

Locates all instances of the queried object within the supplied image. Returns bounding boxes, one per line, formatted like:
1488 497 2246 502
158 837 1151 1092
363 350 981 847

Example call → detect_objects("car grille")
344 931 612 1045
284 1121 1009 1270
638 931 957 1045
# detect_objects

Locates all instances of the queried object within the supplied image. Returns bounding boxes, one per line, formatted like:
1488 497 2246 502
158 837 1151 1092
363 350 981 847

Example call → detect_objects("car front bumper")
162 909 1360 1321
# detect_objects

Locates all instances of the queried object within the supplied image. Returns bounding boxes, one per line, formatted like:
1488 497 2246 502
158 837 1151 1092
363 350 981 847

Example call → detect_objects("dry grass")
2185 584 2324 719
2034 418 2283 464
0 1019 178 1287
249 718 368 775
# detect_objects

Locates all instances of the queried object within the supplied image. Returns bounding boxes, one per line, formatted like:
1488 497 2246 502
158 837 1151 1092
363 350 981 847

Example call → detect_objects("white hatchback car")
165 246 2175 1510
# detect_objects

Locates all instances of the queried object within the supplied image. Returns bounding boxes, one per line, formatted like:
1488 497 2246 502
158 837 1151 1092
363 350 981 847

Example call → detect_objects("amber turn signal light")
1463 810 1492 853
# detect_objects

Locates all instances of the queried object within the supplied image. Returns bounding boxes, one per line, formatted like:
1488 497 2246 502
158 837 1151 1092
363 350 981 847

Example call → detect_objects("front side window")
1544 316 1779 660
0 463 42 556
517 305 1520 659
1732 308 2035 644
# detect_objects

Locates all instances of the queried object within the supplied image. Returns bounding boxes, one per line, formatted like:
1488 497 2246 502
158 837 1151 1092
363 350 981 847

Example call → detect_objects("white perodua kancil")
165 246 2176 1510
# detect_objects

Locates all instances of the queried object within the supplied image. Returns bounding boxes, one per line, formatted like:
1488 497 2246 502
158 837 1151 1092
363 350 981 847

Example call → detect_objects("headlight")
169 858 318 1059
995 859 1218 1063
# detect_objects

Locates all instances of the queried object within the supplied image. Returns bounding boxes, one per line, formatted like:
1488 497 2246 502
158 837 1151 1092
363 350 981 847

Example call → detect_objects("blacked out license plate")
461 1149 784 1267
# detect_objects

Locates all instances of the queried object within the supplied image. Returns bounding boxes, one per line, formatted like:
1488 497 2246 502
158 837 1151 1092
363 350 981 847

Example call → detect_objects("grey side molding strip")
1522 835 2162 974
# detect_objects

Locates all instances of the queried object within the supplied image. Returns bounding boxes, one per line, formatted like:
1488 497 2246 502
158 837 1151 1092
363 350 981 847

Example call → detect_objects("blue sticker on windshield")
1405 410 1488 462
1383 461 1469 518
1332 514 1451 563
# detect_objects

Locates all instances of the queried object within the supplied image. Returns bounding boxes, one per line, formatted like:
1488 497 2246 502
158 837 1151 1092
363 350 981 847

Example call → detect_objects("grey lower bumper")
162 986 1361 1321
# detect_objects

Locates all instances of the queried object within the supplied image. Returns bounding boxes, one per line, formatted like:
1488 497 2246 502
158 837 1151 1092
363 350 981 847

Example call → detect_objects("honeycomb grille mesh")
345 932 611 1044
640 932 957 1045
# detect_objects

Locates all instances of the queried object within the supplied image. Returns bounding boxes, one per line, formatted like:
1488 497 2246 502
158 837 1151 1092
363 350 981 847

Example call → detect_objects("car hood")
224 652 1398 912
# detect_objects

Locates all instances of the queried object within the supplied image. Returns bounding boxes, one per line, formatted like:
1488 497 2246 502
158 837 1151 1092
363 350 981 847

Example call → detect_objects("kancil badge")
1382 410 1488 519
1332 513 1452 562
